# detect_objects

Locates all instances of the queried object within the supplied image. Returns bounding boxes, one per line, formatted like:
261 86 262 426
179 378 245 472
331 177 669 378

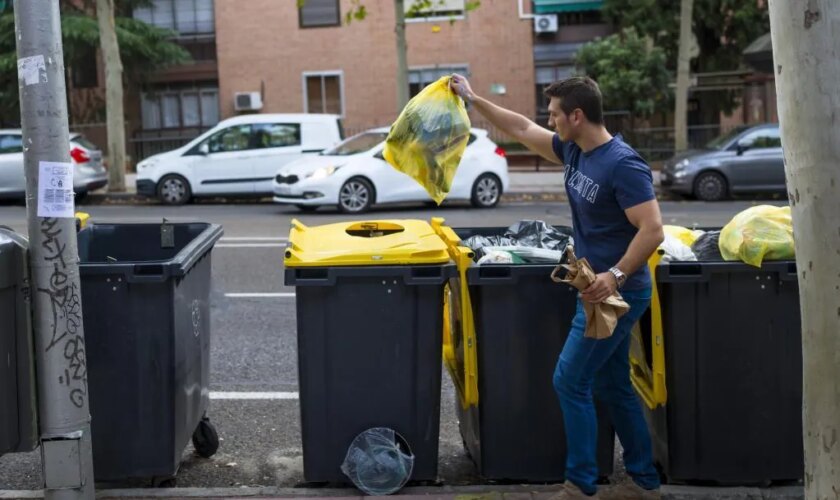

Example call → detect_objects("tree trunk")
673 0 693 152
394 0 409 110
96 0 126 192
768 2 840 498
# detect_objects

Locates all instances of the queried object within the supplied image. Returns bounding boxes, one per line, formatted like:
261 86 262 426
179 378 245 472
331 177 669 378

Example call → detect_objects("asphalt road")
0 198 787 490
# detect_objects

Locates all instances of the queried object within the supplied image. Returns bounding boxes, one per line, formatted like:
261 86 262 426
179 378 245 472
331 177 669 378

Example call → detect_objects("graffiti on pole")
37 217 87 408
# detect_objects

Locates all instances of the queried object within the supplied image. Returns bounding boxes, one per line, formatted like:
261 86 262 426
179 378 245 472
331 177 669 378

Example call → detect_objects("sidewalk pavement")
0 484 805 500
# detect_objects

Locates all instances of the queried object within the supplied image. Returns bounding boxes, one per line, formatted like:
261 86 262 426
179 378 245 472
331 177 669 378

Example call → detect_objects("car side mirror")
198 143 210 156
736 138 754 155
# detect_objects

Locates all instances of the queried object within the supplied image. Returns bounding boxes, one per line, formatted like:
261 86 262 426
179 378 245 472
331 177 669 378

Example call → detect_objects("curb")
0 484 805 499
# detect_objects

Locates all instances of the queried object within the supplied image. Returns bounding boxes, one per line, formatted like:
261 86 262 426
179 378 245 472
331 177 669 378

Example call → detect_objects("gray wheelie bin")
77 221 223 483
0 228 39 457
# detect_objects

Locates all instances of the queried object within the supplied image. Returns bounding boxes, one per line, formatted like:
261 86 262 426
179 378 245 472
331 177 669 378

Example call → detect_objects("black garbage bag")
691 230 724 261
462 220 573 262
505 220 573 251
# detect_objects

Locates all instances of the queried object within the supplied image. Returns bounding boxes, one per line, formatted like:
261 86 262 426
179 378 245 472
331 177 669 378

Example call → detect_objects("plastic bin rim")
78 222 224 281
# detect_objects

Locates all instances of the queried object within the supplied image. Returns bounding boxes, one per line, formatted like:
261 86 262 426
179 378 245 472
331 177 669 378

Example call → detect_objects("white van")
135 114 343 204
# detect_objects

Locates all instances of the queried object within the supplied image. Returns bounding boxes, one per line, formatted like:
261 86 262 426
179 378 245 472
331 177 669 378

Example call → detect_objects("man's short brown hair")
544 77 604 125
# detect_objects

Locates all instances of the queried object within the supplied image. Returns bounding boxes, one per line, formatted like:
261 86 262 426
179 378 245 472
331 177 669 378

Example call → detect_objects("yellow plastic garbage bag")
719 205 795 267
383 76 471 204
663 225 703 247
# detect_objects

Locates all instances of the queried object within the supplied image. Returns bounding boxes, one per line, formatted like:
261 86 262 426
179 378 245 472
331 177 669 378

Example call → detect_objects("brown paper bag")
551 246 630 339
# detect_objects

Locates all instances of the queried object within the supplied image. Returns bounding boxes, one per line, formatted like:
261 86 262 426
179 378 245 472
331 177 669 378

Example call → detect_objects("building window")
409 65 468 97
134 0 215 36
405 0 466 20
141 84 219 130
70 48 98 89
299 0 341 28
303 72 344 115
535 65 575 115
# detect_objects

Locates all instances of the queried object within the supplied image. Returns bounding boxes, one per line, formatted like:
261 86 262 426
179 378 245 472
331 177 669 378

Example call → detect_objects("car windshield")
705 126 750 149
322 132 388 156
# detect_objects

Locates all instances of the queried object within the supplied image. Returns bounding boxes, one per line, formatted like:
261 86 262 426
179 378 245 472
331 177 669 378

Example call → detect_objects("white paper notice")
38 162 75 218
17 55 47 86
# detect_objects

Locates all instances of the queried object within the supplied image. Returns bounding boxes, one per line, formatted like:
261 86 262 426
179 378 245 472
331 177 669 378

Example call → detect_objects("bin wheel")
192 417 220 458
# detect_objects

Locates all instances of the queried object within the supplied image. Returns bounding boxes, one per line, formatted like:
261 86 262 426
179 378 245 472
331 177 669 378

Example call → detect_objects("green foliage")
575 28 671 116
602 0 770 73
0 6 190 125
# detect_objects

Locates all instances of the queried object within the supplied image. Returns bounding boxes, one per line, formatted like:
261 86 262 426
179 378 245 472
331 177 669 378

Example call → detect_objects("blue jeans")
552 288 660 496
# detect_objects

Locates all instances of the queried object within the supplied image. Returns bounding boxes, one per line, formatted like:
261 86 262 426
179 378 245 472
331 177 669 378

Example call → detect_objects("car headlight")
137 158 159 170
308 165 341 180
673 159 690 171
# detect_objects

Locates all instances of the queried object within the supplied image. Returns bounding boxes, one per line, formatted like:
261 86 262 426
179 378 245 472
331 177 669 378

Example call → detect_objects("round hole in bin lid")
345 222 405 238
341 427 414 496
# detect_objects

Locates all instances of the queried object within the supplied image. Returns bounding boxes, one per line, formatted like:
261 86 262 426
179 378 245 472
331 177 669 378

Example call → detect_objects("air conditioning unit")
534 14 558 34
234 92 263 112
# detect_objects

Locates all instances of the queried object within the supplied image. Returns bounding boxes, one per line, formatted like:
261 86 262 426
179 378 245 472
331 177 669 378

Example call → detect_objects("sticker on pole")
37 162 75 218
17 55 47 86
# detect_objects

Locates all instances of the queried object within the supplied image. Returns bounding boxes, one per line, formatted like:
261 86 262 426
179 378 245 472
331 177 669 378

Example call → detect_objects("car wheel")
295 204 319 213
693 171 728 202
157 175 192 205
471 173 501 208
338 177 374 213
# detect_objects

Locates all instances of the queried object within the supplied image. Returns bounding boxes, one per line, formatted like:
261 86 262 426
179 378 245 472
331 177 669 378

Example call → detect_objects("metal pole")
13 1 95 499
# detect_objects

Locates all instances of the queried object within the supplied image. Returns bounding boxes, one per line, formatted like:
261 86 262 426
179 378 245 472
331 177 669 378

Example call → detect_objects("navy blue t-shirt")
553 134 656 291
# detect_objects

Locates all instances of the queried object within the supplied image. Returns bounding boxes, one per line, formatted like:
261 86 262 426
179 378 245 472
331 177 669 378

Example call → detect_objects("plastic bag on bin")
341 427 414 496
659 234 697 262
383 76 471 204
690 231 724 261
663 225 704 247
719 205 794 267
462 220 573 263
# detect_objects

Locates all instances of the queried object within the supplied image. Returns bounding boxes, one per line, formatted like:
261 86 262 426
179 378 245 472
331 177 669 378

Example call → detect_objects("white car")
272 128 509 213
0 130 107 199
135 113 343 204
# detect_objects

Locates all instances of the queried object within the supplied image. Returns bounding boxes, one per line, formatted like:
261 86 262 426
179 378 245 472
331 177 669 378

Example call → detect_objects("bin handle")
431 217 479 409
629 249 668 409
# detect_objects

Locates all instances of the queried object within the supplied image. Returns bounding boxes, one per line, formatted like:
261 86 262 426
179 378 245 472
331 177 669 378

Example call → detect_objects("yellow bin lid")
284 219 450 267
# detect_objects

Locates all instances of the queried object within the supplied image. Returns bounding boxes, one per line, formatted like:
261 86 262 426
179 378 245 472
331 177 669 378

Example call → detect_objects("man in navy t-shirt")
451 75 664 499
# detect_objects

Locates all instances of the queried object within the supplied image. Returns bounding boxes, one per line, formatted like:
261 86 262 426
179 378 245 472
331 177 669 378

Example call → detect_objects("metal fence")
86 117 742 169
129 127 211 163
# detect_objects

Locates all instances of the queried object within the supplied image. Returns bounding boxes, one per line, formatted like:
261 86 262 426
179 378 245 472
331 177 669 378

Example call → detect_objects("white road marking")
215 243 287 248
210 391 299 400
220 237 288 242
224 292 295 298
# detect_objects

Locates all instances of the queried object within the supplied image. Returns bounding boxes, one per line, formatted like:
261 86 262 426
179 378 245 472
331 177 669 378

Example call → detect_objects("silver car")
0 130 108 200
660 123 785 201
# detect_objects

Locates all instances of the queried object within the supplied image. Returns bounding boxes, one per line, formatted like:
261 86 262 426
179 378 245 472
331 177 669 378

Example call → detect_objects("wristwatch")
609 267 627 288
